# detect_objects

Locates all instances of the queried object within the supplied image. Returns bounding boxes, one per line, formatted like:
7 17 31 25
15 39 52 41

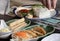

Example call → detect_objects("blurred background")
56 0 60 11
0 0 60 21
11 0 60 11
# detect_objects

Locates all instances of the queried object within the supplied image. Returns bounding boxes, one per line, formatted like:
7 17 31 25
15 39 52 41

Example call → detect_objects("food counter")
0 0 60 41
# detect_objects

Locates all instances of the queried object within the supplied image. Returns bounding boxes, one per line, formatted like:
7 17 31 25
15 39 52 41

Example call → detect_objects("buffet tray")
0 15 60 41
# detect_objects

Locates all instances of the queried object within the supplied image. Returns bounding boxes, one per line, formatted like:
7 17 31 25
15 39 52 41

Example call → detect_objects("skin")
39 0 57 9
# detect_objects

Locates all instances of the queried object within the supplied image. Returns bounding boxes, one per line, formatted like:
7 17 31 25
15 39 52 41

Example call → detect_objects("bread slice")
13 22 27 32
10 22 27 30
9 18 25 27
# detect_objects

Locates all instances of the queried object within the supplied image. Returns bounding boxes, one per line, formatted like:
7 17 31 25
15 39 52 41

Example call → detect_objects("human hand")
40 0 57 9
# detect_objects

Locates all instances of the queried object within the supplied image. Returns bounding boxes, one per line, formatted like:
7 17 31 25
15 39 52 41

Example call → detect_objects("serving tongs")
3 0 9 20
34 19 60 29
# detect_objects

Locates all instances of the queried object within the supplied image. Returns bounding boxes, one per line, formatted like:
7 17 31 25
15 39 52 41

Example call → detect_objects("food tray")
0 15 60 41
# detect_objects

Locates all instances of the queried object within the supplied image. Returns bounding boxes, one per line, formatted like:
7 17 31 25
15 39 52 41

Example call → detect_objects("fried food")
31 29 43 36
12 26 46 40
23 30 37 38
33 26 46 35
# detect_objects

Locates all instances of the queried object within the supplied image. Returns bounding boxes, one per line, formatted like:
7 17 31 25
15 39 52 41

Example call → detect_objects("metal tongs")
34 19 60 28
4 0 9 16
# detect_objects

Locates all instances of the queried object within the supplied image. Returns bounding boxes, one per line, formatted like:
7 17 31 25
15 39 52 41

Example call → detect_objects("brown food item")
12 26 46 40
31 29 43 36
23 30 37 38
33 15 38 18
33 26 46 35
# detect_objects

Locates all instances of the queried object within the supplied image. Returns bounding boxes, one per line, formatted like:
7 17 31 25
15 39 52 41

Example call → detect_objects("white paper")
41 33 60 41
0 20 8 30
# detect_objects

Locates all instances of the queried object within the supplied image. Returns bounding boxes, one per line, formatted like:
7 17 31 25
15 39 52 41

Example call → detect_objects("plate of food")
11 25 55 41
6 18 31 32
13 4 56 20
0 20 12 38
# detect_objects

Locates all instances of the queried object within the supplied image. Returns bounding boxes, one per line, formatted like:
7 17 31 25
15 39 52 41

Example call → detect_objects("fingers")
40 0 52 9
42 0 46 6
46 0 52 9
52 0 57 9
40 0 57 9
